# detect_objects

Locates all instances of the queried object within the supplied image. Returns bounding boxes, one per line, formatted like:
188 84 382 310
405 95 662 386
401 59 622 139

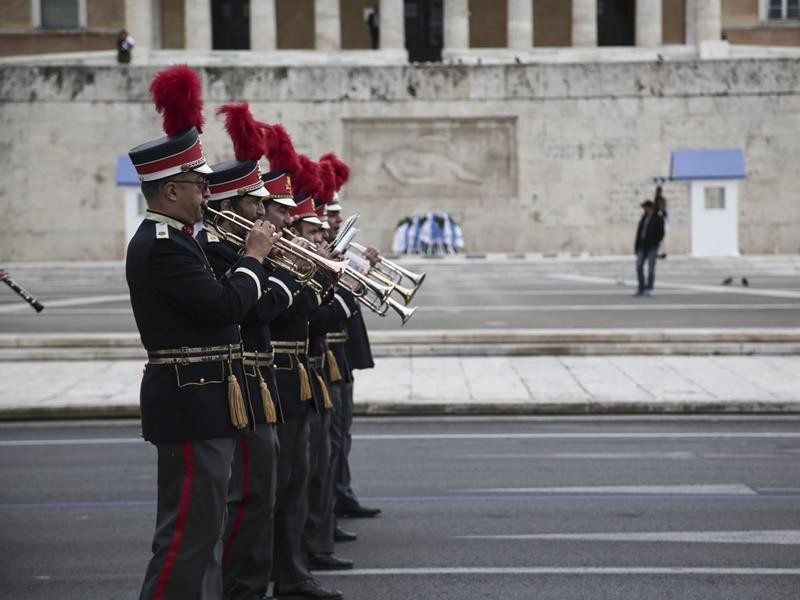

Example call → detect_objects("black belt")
243 350 275 367
147 344 242 365
272 340 308 355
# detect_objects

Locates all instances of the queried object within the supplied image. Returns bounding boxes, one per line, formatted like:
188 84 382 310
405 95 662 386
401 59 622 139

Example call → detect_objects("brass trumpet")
339 268 394 313
281 227 394 307
348 241 426 304
202 205 348 290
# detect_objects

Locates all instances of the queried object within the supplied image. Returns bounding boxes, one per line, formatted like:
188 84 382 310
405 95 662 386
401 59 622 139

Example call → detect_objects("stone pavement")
1 354 798 420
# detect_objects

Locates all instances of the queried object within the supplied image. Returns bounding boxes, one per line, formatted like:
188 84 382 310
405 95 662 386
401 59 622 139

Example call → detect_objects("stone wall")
1 58 799 259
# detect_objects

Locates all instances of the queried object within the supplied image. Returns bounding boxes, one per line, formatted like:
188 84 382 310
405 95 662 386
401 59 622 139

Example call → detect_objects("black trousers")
140 437 236 600
222 426 279 600
272 413 312 586
304 407 334 554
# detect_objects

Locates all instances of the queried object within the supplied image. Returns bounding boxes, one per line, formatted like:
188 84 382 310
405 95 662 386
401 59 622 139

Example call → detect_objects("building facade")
1 1 799 57
0 1 798 259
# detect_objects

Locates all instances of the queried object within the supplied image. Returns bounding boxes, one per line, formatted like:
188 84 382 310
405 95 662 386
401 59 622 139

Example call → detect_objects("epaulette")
206 232 220 243
155 222 170 240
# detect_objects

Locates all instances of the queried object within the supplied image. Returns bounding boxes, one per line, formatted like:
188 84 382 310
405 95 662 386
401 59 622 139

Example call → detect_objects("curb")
2 400 799 421
1 329 799 359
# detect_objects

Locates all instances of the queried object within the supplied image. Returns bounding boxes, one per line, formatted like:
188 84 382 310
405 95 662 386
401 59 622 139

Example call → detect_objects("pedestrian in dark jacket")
634 199 665 296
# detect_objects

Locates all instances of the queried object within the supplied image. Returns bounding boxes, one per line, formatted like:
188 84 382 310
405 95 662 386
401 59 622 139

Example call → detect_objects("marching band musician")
126 66 280 600
196 103 302 600
303 164 359 572
320 155 382 521
269 158 344 600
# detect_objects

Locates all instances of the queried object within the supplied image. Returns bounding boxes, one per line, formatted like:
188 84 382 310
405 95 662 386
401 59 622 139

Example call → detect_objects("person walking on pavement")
126 66 279 600
634 199 665 297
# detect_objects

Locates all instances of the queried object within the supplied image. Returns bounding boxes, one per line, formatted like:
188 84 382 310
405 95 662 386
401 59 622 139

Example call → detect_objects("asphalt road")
1 257 799 333
1 416 799 599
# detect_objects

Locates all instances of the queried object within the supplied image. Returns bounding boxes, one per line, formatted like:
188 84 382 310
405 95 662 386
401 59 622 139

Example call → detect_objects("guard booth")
116 154 146 254
670 149 746 257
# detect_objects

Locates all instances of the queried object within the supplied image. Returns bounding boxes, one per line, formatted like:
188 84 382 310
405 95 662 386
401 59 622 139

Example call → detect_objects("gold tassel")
259 377 277 424
297 361 313 401
316 373 333 409
326 349 342 382
227 374 249 429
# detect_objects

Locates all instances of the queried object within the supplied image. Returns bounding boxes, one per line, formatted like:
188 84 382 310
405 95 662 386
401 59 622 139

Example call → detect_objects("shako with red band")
128 65 213 182
260 124 300 207
319 152 350 213
315 159 337 229
206 102 268 202
288 156 323 225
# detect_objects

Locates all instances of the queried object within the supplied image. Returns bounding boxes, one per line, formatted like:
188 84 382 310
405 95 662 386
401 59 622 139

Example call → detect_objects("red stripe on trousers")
152 441 194 600
223 434 250 564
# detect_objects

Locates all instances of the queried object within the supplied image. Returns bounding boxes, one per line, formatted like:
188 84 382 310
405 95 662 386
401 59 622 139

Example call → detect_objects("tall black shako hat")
128 65 213 182
207 102 268 202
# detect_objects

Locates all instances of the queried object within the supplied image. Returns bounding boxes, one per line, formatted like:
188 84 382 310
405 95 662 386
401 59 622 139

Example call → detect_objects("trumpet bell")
381 297 417 325
369 270 419 305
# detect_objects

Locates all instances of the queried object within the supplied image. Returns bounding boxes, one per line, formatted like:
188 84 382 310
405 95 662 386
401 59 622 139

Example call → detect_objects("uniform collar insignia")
145 210 191 233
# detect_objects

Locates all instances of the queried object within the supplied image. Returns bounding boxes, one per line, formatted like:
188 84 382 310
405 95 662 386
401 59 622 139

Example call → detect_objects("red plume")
293 155 322 197
264 124 301 175
149 65 205 135
216 102 266 161
317 160 336 204
319 152 350 190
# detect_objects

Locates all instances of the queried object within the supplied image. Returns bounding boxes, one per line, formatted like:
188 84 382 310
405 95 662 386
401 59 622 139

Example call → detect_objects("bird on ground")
721 277 733 285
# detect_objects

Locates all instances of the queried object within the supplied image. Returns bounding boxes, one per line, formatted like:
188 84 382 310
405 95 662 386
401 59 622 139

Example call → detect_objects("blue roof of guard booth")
116 154 140 186
670 149 746 181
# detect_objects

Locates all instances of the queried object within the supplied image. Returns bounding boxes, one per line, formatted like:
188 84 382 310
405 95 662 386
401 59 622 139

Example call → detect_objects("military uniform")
128 77 279 599
128 203 271 598
304 288 358 561
197 105 304 599
198 223 300 600
269 283 322 588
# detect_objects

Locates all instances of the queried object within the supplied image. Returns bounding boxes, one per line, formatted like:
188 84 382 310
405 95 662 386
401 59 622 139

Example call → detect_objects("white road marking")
423 304 800 312
456 530 800 545
7 308 134 315
318 567 800 577
0 294 130 313
353 433 800 440
458 484 757 495
549 273 800 300
461 452 695 460
2 432 799 447
0 438 142 447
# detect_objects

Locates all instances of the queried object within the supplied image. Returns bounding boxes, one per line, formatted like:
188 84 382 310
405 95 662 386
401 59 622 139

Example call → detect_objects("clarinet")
2 277 45 313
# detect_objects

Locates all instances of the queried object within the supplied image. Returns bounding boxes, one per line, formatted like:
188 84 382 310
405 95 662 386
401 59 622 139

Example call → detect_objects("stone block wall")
0 58 798 259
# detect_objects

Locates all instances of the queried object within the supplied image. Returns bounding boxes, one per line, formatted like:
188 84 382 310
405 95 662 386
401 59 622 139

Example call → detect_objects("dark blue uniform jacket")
126 212 270 442
197 228 302 424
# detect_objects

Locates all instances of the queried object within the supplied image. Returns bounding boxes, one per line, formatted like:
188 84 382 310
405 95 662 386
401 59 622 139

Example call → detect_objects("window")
36 0 85 29
704 188 726 210
768 0 800 20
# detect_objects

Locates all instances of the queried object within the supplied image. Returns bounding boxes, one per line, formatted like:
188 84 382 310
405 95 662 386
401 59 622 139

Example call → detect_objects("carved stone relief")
343 118 517 199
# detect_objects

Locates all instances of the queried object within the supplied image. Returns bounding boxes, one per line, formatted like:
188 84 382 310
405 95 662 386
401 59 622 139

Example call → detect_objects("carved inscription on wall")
343 118 516 199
